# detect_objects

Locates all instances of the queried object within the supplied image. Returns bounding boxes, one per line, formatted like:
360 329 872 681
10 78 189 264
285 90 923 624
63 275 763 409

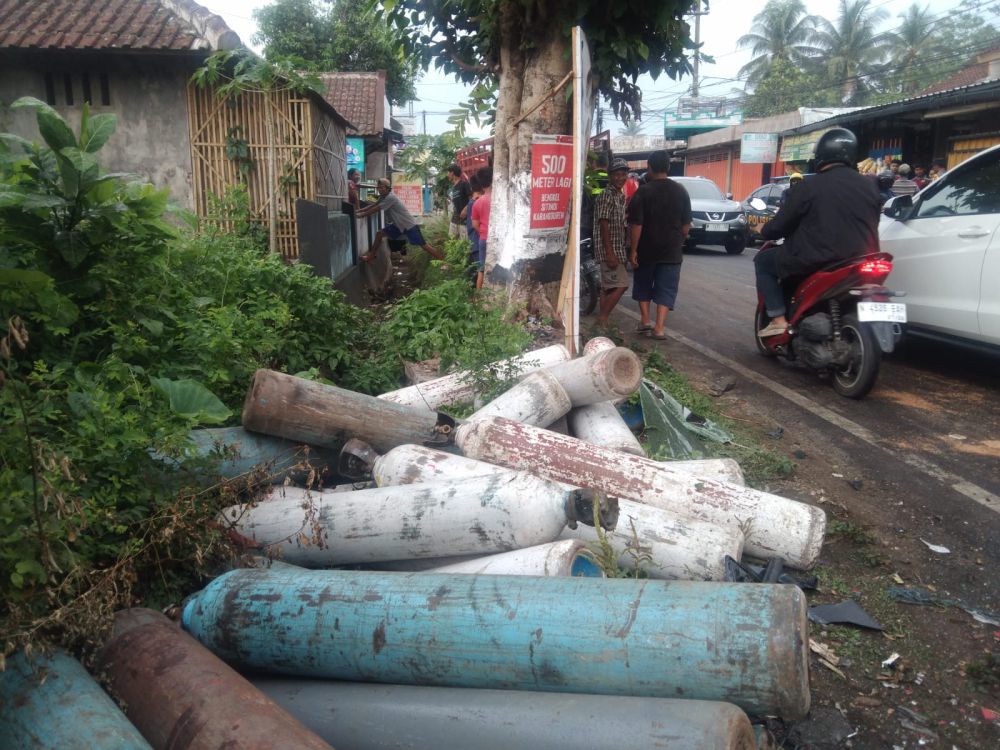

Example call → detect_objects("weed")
966 653 1000 692
828 519 877 547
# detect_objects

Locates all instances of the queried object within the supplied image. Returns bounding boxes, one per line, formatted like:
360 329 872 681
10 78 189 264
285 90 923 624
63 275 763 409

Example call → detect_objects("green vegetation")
640 351 795 487
0 101 530 656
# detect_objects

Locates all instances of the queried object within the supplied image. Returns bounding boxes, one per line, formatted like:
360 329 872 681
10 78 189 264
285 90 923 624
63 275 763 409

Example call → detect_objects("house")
0 0 354 261
319 70 403 182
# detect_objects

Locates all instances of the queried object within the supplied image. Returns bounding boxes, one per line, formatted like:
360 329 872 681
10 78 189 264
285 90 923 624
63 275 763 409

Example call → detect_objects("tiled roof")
916 62 991 97
0 0 241 53
319 71 385 135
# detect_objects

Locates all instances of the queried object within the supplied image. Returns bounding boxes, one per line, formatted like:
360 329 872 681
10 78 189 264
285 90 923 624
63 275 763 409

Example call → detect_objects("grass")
640 350 796 488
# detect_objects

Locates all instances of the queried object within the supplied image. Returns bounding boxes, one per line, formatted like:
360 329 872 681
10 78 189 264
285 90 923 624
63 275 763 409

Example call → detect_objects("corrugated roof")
319 71 385 135
0 0 241 53
916 62 991 97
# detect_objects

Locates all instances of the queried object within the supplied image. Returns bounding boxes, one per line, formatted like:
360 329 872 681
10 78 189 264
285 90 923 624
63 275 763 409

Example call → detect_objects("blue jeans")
754 247 786 318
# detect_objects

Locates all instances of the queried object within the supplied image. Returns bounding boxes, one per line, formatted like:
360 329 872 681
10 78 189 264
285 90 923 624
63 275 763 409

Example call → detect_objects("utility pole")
688 1 710 99
422 110 427 135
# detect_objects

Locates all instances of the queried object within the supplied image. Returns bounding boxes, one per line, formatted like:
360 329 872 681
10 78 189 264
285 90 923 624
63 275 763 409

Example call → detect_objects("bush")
0 99 379 654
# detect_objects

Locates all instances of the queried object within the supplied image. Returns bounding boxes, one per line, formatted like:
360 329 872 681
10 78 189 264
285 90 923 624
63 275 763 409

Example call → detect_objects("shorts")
632 262 681 309
600 260 630 289
448 222 468 239
385 223 426 247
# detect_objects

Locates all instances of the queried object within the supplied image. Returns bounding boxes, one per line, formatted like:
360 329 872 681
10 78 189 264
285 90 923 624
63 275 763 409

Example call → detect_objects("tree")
883 4 940 94
376 0 695 313
394 132 475 207
737 0 820 87
619 119 644 136
811 0 890 103
253 0 419 104
743 58 837 117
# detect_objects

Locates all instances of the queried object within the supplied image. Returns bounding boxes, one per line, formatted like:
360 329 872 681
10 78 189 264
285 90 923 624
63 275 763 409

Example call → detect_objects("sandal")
649 331 667 340
636 323 653 333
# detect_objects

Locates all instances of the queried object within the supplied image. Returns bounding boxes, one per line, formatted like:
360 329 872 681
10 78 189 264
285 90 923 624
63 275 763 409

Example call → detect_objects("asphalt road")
615 243 1000 571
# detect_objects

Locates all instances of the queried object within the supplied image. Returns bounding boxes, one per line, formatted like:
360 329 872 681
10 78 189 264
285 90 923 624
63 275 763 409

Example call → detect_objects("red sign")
394 184 424 216
529 134 574 234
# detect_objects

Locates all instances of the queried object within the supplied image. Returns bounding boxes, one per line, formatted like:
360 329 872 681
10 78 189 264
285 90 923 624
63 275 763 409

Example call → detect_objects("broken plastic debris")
920 539 951 554
982 707 998 722
881 653 901 668
887 586 1000 627
808 600 883 630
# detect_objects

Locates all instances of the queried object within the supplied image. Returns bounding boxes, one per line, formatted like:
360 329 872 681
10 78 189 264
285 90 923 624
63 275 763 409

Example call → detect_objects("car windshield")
678 180 724 201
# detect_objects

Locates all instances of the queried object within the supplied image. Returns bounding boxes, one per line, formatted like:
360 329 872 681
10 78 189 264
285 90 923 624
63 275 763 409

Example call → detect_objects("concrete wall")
0 61 195 209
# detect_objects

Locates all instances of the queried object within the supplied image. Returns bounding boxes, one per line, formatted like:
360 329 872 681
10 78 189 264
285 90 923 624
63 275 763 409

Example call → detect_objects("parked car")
879 144 1000 348
672 176 749 254
743 182 789 242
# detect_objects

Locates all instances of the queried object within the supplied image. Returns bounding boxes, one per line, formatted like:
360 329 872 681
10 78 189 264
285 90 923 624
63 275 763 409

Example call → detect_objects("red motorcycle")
753 241 906 399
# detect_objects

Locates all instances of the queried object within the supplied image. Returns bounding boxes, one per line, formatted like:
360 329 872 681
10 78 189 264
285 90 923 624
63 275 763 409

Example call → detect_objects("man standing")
446 164 472 240
627 150 691 340
593 158 630 326
356 178 443 261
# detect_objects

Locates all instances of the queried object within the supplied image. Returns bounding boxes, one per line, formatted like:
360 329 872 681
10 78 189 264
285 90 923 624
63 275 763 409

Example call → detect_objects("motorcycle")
579 236 601 316
749 202 906 399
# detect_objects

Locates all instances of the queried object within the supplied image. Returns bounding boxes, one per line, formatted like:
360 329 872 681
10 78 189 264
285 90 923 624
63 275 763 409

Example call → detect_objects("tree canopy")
253 0 420 105
374 0 697 124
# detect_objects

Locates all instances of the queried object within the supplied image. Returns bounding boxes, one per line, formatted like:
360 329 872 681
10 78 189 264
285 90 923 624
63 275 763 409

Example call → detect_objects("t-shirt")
377 191 416 230
449 179 472 224
472 191 491 245
466 197 479 249
626 178 692 265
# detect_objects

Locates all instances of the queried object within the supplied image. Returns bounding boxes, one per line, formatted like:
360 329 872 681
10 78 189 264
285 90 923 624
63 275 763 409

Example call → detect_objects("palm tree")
737 0 820 87
619 119 644 137
885 4 942 94
811 0 891 103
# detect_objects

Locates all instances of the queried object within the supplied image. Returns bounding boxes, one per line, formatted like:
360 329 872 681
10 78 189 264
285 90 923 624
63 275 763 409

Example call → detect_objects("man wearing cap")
778 172 803 207
593 158 631 326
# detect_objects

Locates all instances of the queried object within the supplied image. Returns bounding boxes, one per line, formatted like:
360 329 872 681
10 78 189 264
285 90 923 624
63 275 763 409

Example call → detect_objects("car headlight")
736 214 747 224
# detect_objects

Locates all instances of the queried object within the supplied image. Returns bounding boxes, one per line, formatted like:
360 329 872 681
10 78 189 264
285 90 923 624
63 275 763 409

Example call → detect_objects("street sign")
529 134 574 235
740 133 779 164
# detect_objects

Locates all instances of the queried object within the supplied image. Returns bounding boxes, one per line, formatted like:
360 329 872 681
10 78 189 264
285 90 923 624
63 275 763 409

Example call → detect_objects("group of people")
349 127 891 347
447 163 493 289
348 162 492 285
591 151 692 340
868 155 946 205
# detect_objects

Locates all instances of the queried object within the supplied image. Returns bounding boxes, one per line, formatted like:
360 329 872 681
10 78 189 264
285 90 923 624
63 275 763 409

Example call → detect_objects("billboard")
664 110 742 140
529 134 574 235
740 133 779 164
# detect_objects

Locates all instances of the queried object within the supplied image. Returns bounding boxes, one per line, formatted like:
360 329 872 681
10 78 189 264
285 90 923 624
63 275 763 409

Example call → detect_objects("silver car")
673 176 749 255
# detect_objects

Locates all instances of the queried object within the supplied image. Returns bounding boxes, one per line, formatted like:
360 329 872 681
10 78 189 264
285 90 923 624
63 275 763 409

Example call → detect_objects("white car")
879 144 1000 348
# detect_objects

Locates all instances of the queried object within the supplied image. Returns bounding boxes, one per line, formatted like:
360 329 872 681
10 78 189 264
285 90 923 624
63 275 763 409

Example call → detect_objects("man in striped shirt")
593 158 630 326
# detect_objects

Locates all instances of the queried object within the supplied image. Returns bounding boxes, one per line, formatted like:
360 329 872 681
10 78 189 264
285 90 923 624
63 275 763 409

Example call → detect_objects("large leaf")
0 268 54 292
80 113 116 153
12 97 76 152
151 377 232 425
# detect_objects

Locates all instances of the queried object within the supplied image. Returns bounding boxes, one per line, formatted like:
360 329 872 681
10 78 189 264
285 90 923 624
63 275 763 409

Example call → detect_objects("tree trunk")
487 19 577 315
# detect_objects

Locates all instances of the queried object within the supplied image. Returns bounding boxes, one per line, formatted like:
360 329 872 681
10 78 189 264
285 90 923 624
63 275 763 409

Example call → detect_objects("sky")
203 0 968 138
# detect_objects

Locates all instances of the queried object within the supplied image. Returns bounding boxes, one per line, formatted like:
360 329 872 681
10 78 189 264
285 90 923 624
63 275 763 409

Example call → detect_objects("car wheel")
725 237 746 255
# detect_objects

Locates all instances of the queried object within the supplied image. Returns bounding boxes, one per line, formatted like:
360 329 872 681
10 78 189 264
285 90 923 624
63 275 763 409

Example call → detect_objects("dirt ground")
632 329 1000 750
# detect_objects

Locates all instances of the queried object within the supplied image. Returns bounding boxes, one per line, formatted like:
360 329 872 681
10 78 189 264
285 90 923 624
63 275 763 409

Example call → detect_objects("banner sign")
394 183 424 216
740 133 779 164
529 134 574 234
779 128 836 163
663 110 742 140
346 137 365 171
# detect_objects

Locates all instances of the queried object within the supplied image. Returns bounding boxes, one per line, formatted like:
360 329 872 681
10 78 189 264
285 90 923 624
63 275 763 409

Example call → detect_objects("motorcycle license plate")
858 302 907 323
706 223 728 232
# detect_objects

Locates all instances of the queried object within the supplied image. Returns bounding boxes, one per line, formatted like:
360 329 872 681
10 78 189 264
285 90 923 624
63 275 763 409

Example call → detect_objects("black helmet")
813 128 858 170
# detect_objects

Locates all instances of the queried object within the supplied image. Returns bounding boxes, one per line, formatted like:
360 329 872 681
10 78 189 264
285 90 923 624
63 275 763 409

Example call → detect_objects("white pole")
467 369 572 427
428 540 602 577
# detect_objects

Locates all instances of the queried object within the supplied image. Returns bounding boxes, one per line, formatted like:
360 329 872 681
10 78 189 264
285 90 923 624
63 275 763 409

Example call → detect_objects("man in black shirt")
446 163 472 240
627 150 691 340
755 128 881 337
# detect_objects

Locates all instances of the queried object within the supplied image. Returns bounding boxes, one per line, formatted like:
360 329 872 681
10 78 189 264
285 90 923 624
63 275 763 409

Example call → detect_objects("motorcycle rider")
755 128 881 337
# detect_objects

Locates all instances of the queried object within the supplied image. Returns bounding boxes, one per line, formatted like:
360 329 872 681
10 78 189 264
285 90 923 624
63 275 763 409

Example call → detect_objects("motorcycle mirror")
748 198 767 211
